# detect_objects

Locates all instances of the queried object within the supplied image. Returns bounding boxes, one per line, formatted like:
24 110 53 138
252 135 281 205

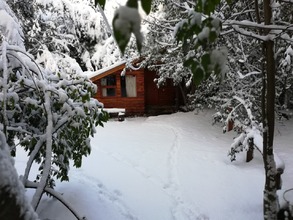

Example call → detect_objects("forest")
0 0 293 219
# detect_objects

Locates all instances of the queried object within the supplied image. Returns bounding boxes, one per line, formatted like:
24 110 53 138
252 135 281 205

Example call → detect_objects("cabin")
89 60 183 116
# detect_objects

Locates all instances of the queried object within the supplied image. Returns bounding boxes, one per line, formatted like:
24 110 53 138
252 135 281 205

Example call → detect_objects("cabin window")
101 75 116 97
121 75 137 97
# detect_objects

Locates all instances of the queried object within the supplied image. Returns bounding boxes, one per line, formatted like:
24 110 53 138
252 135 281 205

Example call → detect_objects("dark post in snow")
262 0 278 219
246 138 254 162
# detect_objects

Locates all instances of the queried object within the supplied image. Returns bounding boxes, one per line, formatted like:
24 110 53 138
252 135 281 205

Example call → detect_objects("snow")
14 110 293 219
198 27 210 41
286 46 293 56
210 47 228 74
0 9 24 47
36 51 83 76
103 108 126 114
189 11 202 26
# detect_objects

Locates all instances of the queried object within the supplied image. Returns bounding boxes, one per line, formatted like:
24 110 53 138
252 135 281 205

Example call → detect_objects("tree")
218 1 293 218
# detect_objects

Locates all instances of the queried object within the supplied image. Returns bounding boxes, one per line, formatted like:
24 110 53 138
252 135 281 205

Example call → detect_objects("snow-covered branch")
154 39 175 47
25 180 85 220
146 16 181 24
223 19 293 32
22 138 45 185
146 17 175 31
229 10 255 19
232 25 271 41
31 92 53 210
237 71 261 79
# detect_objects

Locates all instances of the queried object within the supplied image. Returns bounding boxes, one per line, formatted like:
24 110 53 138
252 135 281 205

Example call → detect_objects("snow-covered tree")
143 0 229 108
143 0 293 219
96 0 140 67
212 1 293 219
27 0 107 71
143 0 194 106
5 0 128 72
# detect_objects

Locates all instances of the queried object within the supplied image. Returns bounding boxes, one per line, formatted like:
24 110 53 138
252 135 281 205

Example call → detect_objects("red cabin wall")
144 70 180 114
93 69 145 115
92 67 182 116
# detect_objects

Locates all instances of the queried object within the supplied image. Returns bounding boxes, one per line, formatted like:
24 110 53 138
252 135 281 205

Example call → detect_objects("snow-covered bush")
0 41 108 209
1 0 108 214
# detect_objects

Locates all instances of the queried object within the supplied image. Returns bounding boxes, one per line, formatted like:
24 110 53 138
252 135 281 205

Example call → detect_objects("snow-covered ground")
15 110 293 220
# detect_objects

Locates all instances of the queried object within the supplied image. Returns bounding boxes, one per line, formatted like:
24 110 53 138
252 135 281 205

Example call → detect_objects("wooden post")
246 138 254 162
275 168 284 190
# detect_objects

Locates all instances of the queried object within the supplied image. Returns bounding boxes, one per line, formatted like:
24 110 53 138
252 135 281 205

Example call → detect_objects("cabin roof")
85 58 143 82
84 61 126 82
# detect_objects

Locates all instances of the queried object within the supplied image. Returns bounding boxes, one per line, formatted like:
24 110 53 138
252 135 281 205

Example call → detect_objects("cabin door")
145 71 159 106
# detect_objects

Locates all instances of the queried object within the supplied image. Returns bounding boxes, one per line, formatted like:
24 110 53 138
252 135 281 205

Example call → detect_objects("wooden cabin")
90 61 183 116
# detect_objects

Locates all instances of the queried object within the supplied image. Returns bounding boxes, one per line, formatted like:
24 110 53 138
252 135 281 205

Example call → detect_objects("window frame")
101 75 117 97
120 74 137 98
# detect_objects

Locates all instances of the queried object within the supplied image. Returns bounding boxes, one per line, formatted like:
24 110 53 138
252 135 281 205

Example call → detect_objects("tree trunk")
262 1 278 219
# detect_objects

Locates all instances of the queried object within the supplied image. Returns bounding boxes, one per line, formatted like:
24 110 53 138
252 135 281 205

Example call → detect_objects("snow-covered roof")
83 60 126 79
83 57 144 81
